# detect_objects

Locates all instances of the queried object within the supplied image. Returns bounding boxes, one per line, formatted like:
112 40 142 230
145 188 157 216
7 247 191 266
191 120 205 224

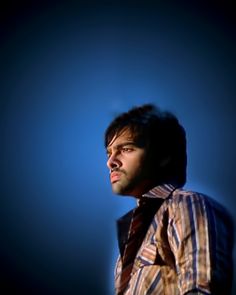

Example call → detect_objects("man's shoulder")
171 187 206 202
169 187 222 212
170 187 233 225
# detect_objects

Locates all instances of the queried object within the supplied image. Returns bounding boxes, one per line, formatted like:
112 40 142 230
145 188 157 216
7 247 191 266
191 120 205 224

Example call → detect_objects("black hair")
105 104 187 187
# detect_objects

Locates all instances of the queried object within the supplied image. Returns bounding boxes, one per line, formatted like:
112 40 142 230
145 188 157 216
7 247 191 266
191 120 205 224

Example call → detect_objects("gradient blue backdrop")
1 1 236 294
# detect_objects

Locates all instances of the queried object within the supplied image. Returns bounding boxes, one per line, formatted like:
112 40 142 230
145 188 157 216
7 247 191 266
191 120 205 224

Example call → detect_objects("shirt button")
136 260 142 267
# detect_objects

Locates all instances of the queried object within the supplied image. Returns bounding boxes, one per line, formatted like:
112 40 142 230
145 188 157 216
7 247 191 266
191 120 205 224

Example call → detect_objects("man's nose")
107 153 121 170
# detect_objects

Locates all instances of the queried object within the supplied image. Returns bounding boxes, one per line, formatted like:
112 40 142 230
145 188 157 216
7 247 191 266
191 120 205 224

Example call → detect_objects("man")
105 104 234 295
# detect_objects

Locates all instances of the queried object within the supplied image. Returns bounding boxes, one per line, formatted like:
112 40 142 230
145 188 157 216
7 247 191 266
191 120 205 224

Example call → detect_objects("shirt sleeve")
168 192 233 295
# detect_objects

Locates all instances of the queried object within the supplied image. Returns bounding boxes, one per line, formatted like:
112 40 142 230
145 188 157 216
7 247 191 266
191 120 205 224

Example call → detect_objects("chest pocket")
132 235 176 275
132 242 157 274
130 242 179 295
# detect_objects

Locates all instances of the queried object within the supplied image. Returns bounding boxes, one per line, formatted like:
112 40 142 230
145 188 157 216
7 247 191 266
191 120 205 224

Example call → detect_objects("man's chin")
112 187 127 196
112 183 128 196
112 184 138 197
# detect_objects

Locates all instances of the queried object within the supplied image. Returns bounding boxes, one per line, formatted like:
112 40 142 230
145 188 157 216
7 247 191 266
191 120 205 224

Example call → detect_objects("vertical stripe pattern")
114 184 234 295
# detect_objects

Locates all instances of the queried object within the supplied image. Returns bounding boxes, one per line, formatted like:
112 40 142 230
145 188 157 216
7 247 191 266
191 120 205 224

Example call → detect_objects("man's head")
105 104 187 197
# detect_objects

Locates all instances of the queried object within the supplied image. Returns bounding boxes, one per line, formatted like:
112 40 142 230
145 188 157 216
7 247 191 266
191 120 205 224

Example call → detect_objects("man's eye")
122 147 133 152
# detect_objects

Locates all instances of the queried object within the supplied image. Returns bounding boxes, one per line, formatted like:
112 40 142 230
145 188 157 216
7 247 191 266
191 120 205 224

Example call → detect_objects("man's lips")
110 172 122 183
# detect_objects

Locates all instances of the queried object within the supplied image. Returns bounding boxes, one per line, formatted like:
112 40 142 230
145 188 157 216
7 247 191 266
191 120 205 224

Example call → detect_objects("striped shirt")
115 184 234 295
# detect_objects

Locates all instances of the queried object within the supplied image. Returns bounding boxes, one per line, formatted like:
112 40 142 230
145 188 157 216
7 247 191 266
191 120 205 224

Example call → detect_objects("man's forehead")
107 128 136 146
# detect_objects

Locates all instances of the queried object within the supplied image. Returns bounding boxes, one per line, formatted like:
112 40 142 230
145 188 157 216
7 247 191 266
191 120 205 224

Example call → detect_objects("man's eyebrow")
116 142 136 148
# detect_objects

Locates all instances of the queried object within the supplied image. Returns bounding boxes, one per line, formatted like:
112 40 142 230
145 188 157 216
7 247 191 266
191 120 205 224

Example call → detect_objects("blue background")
1 1 236 294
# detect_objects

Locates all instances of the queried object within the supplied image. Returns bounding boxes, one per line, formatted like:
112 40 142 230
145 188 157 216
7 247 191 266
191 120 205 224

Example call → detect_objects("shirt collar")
141 183 178 200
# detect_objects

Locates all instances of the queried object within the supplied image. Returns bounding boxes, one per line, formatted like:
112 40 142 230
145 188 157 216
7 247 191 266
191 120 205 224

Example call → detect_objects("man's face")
106 129 151 198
